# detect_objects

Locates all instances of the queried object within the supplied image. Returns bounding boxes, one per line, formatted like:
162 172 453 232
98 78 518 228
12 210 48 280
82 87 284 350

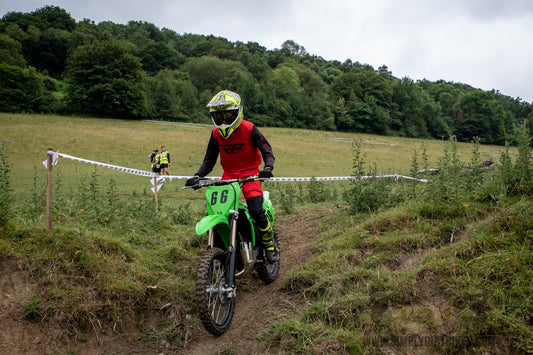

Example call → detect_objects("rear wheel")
195 247 236 336
257 230 280 284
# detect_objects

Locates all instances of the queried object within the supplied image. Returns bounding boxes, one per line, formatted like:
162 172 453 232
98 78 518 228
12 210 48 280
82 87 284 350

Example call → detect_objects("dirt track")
0 209 321 355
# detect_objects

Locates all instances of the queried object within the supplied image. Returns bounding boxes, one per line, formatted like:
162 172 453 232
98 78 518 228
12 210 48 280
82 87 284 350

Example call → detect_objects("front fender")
196 214 229 235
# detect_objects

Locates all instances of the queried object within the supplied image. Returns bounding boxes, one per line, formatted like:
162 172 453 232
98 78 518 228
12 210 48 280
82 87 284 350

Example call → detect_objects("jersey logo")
220 143 245 154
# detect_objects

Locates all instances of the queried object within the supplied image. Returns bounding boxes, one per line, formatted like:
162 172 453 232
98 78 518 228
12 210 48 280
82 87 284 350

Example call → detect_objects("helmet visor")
211 110 238 126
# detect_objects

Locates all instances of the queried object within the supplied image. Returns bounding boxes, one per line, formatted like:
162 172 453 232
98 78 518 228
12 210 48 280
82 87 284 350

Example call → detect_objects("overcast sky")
3 0 533 103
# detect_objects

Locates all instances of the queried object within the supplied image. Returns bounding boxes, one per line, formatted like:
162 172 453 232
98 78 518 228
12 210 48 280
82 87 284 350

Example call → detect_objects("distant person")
159 145 170 175
185 90 278 262
148 149 161 174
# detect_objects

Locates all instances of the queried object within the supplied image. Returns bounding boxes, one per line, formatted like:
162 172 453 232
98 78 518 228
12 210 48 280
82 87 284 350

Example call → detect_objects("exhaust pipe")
236 241 255 278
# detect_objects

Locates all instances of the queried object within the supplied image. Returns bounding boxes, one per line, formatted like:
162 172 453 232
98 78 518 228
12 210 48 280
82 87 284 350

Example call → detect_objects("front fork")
226 210 239 290
208 210 239 298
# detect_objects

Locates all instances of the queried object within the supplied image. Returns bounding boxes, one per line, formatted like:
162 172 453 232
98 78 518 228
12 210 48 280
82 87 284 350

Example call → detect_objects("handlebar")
182 176 269 190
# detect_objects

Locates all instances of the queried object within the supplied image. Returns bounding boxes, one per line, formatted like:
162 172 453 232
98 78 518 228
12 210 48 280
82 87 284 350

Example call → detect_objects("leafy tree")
331 71 394 133
331 72 359 101
265 65 308 127
280 40 308 57
0 33 26 67
1 11 31 32
377 65 396 81
65 40 146 118
290 63 325 96
392 77 448 138
457 90 507 144
347 98 373 132
0 63 56 112
269 65 302 98
139 41 182 75
237 49 270 83
123 21 163 46
29 28 70 77
1 6 75 37
334 96 354 131
32 5 75 31
173 34 232 58
243 41 267 56
3 22 27 43
240 80 272 122
526 115 533 142
69 19 100 47
494 91 532 129
145 69 200 121
265 40 308 69
182 56 254 95
363 93 392 135
320 65 342 85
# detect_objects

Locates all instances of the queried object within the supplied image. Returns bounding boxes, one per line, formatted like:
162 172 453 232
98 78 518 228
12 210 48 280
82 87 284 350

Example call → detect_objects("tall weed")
475 122 532 201
345 139 398 213
307 178 331 203
434 137 465 202
0 141 13 226
514 122 532 193
15 166 46 224
275 183 297 214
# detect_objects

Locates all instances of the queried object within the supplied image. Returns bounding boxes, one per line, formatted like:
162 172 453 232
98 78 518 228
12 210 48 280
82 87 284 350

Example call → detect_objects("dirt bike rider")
186 90 279 262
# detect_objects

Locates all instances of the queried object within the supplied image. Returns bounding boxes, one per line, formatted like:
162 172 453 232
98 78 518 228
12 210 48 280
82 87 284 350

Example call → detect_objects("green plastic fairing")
195 214 229 236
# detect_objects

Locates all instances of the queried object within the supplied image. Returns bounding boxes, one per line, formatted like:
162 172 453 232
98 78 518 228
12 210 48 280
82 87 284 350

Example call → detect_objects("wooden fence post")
153 176 159 212
46 149 53 231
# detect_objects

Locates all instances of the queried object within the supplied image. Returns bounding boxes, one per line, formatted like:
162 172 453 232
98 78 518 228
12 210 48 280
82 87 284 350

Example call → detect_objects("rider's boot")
259 220 279 262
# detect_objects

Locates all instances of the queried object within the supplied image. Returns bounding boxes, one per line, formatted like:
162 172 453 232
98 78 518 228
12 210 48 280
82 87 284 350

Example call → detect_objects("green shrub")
307 178 332 203
0 63 58 113
275 183 297 214
474 122 532 201
345 139 398 213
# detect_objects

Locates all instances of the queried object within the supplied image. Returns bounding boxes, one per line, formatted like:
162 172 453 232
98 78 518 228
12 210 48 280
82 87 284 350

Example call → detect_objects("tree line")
1 5 532 145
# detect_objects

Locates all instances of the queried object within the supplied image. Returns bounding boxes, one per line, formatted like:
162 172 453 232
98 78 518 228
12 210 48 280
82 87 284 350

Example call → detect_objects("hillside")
0 114 532 353
1 6 532 146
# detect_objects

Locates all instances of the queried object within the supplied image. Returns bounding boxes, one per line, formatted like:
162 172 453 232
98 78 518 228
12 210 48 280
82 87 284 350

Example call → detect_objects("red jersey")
213 120 261 178
195 120 275 180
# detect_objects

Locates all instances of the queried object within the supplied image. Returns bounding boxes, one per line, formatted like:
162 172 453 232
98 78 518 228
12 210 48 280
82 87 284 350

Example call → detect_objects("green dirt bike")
184 177 280 336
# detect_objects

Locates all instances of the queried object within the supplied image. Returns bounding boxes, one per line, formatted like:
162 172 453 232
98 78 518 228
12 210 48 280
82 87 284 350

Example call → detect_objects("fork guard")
196 214 229 236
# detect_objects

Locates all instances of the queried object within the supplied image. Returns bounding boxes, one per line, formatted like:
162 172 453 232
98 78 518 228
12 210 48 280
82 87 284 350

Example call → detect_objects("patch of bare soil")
0 259 151 355
0 208 323 355
181 209 322 355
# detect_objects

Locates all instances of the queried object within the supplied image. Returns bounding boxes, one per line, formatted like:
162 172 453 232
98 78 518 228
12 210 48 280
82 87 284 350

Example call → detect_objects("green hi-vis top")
159 151 169 164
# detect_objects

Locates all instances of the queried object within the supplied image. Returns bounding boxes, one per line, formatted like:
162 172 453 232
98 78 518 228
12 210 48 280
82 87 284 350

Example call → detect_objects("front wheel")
257 230 280 284
195 247 236 336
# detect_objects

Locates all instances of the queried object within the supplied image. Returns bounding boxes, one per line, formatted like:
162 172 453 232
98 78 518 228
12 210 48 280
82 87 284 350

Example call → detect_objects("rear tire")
195 247 235 336
257 230 280 284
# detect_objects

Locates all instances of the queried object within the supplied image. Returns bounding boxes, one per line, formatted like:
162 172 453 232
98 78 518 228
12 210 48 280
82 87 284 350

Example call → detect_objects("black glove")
258 167 273 179
185 176 199 187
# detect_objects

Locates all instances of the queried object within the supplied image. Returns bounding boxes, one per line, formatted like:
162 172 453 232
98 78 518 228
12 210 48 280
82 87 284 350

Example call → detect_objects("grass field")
1 113 510 195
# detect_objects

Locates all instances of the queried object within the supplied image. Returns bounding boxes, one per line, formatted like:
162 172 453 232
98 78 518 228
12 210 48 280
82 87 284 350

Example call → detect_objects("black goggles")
212 110 238 125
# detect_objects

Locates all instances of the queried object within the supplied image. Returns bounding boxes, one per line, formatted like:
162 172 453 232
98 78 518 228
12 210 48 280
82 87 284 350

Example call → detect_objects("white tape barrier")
43 151 428 189
271 175 427 182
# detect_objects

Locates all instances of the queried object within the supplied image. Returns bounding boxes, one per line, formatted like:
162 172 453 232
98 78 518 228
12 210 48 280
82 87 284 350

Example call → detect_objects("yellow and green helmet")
207 90 243 139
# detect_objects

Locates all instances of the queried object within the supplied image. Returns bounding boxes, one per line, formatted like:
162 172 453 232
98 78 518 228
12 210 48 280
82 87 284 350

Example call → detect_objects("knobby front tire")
195 247 235 336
